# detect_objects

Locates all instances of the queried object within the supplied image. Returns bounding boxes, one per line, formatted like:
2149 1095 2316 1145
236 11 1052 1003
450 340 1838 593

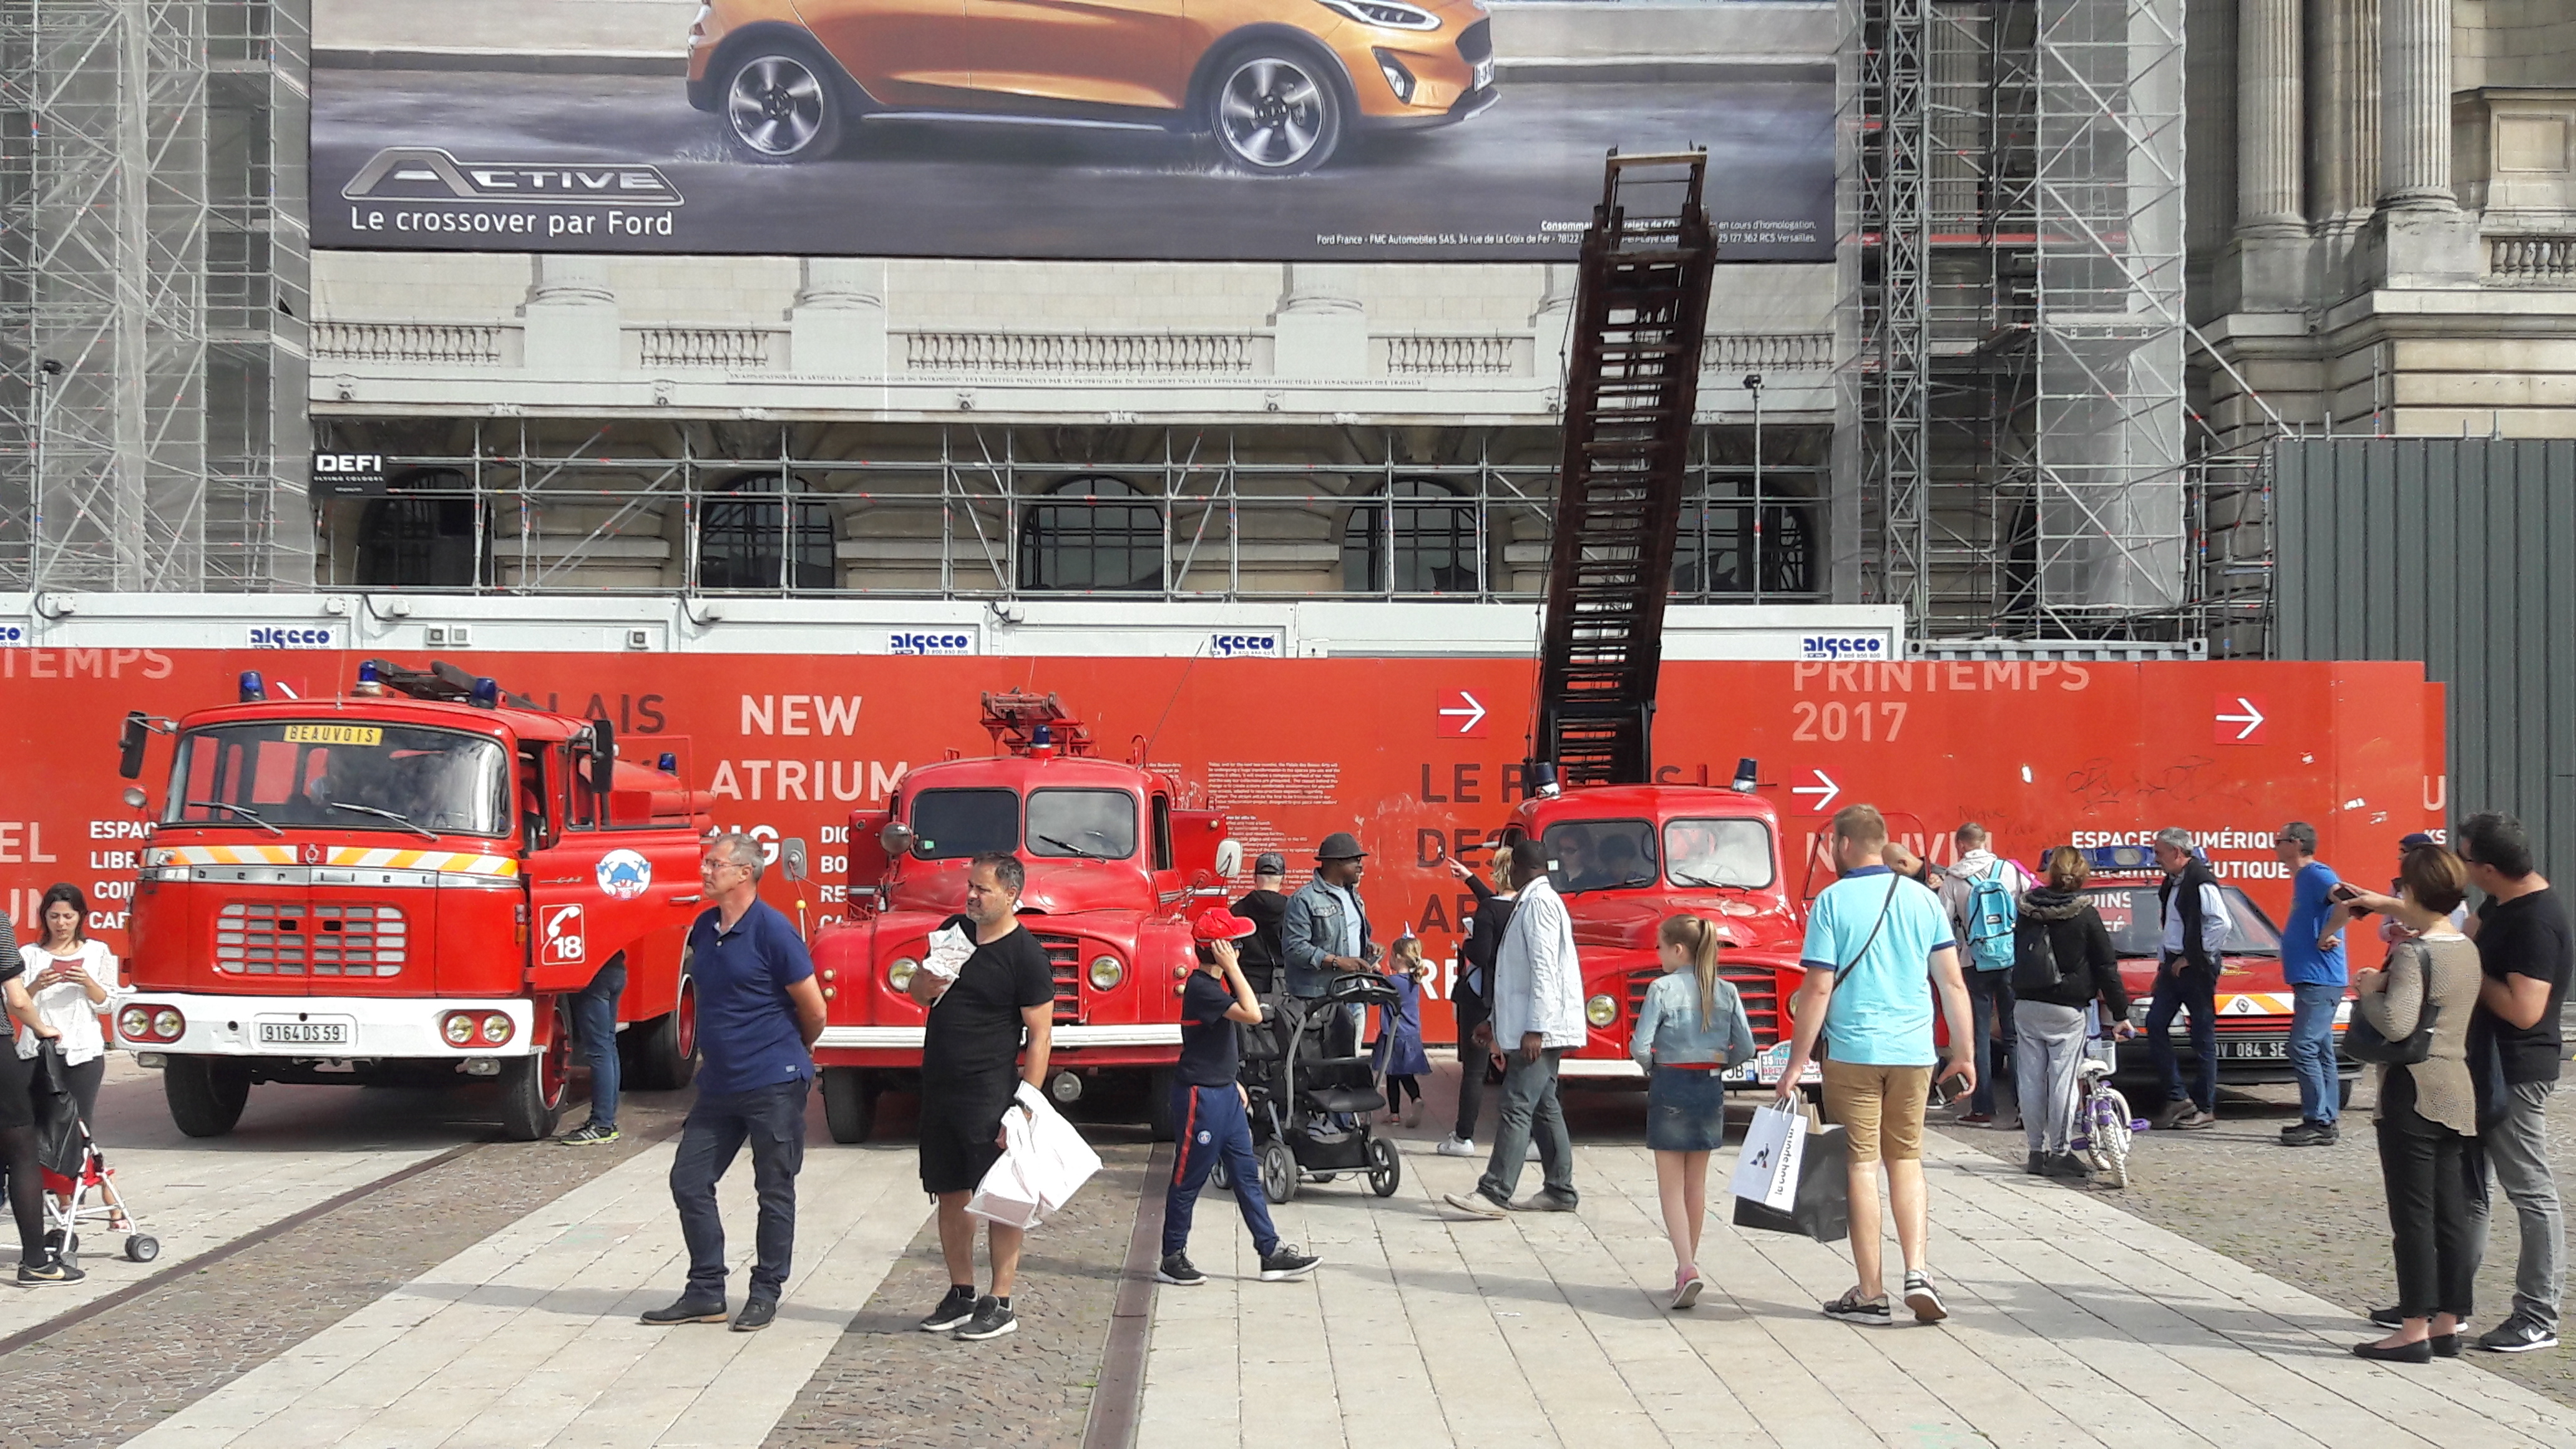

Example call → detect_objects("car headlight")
1088 954 1125 990
1315 0 1440 31
887 957 919 992
1586 993 1618 1028
2127 1002 2150 1027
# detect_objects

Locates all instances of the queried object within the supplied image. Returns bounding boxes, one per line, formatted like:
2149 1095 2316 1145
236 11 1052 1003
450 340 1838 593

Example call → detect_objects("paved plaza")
11 1058 2576 1448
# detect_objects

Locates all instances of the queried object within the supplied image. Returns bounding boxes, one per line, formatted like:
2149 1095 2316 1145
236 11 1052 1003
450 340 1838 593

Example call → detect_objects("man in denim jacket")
1281 832 1378 1056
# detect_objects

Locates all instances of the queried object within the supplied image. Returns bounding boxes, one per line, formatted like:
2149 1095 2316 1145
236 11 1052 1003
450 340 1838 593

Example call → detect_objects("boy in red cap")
1158 907 1322 1287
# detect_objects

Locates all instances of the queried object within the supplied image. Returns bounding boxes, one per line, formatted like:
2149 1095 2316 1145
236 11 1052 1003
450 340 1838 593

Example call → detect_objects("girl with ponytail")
1629 914 1757 1309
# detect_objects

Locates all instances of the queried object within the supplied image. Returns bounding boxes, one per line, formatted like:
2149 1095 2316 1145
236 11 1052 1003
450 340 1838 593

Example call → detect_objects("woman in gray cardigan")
2344 844 2486 1364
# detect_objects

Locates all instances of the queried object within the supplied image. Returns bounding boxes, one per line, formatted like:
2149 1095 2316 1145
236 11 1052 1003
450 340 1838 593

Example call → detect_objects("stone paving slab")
1139 1120 2576 1449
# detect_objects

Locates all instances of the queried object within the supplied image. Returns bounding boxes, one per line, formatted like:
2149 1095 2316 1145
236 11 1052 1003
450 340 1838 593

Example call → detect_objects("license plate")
258 1020 348 1046
1473 58 1494 90
2218 1039 2288 1060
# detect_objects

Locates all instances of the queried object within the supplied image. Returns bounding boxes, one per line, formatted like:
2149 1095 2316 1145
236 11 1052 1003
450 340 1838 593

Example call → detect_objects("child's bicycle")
2067 1040 2142 1188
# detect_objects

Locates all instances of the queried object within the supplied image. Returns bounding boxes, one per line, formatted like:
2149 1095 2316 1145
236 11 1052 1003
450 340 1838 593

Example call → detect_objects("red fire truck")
112 661 710 1140
806 691 1238 1144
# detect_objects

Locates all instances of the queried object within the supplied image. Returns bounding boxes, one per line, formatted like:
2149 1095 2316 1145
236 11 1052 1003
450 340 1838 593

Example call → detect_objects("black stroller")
1220 971 1402 1204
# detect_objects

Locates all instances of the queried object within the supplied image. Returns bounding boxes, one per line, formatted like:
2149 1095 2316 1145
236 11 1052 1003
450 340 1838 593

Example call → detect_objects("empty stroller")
37 1093 157 1267
1234 971 1403 1204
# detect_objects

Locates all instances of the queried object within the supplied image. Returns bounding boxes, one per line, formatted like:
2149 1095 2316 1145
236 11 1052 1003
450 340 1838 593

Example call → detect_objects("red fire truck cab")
808 692 1238 1144
1490 782 1811 1088
113 661 710 1141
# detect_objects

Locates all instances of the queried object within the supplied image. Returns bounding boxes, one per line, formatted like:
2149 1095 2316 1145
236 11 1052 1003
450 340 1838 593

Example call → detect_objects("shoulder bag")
2344 940 2437 1067
1815 876 1903 1063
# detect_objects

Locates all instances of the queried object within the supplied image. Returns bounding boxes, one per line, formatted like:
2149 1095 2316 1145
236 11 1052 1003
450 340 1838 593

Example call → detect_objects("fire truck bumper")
814 1023 1181 1068
115 993 542 1059
1558 1058 1645 1079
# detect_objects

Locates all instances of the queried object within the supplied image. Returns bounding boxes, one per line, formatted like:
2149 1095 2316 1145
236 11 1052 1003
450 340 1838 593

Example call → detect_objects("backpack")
1964 869 2018 972
2011 914 2067 993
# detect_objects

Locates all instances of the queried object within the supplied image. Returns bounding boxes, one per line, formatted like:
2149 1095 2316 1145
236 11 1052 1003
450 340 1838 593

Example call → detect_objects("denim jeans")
1964 968 2016 1116
2145 957 2218 1111
1476 1048 1575 1206
2286 980 2343 1126
670 1076 809 1303
568 959 627 1129
1164 1081 1279 1259
2473 1081 2565 1330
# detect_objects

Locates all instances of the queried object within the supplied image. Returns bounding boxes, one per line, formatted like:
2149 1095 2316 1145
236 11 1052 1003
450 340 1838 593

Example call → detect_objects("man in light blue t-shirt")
1776 804 1976 1327
2273 821 2346 1146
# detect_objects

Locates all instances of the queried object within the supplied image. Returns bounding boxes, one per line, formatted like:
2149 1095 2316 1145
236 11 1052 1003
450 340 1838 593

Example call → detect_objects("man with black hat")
1156 907 1322 1289
1282 832 1378 1058
1232 852 1292 995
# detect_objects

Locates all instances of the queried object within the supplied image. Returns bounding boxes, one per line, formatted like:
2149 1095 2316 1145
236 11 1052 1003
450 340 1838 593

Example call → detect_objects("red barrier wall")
0 650 2445 1038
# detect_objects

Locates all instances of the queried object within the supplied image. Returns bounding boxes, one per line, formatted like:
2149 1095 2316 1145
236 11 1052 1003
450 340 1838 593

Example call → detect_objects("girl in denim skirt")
1629 914 1757 1309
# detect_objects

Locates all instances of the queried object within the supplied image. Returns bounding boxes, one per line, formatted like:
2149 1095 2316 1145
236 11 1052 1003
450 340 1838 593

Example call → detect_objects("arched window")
1671 482 1817 599
356 469 486 588
1342 477 1478 593
1018 476 1163 592
698 472 835 591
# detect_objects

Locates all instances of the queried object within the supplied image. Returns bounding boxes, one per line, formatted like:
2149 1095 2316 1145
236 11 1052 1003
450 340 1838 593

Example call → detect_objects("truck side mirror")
781 837 809 883
586 720 617 795
117 711 149 779
881 820 916 857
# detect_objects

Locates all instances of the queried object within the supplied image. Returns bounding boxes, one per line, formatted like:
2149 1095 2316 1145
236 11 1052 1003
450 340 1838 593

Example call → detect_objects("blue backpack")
1964 869 2019 973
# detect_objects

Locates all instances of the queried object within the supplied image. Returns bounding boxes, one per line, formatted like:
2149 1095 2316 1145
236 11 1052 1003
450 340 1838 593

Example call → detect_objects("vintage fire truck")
807 691 1238 1144
112 660 710 1140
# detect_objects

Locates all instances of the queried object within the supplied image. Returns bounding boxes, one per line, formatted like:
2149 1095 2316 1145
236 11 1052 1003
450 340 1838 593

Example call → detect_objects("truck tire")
1146 1067 1178 1142
822 1068 878 1144
625 972 700 1092
499 1022 568 1142
164 1056 250 1138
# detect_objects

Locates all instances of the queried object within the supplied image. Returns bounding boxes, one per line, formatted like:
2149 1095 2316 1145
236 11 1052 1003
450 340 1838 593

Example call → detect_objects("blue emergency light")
1732 757 1759 793
238 671 265 703
658 752 678 772
470 676 500 709
1033 724 1052 747
2082 844 2158 873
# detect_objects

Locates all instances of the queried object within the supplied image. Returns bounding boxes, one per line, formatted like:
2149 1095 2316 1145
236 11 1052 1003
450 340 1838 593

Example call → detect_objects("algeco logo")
249 627 336 650
1210 632 1283 658
341 149 683 207
1800 635 1886 661
890 631 974 656
0 623 24 647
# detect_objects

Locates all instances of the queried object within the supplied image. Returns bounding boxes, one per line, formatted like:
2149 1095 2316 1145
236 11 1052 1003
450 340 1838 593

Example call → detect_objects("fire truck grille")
216 902 407 977
1626 963 1783 1046
1033 932 1081 1024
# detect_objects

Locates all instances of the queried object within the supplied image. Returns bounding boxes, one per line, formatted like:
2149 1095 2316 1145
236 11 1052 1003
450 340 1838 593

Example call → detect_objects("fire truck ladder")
1533 151 1719 788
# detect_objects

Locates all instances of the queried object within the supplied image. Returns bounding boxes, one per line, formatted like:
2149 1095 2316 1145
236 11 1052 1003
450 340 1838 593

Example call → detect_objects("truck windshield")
165 721 510 838
1543 819 1658 892
910 788 1019 859
2082 884 2285 956
1027 789 1137 860
1664 818 1776 889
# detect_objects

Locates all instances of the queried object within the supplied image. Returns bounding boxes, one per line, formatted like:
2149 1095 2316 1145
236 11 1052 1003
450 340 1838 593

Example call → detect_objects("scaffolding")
1847 0 2190 643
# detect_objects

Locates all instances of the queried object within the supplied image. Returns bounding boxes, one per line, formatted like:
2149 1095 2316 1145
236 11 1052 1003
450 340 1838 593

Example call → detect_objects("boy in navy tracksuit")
1158 908 1322 1287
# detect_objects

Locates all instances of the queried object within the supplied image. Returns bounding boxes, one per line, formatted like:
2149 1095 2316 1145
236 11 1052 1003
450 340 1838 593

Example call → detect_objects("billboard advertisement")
310 1 1832 261
0 650 2442 1038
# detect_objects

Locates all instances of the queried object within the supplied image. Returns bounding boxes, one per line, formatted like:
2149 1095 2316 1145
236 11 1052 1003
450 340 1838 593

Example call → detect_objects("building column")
2236 0 2304 235
519 255 621 374
1531 263 1577 384
789 258 890 376
2376 0 2455 212
1269 264 1368 379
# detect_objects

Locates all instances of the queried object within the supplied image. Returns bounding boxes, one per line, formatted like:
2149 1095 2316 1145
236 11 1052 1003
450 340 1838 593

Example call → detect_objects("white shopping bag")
966 1110 1046 1229
1729 1102 1808 1212
922 925 974 983
965 1082 1104 1229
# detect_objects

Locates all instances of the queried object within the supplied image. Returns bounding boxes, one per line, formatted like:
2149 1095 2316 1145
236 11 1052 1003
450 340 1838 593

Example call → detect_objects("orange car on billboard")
684 0 1500 173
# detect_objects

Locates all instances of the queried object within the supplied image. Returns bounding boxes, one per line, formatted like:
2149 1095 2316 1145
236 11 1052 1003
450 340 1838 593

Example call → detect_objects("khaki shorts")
1822 1060 1934 1164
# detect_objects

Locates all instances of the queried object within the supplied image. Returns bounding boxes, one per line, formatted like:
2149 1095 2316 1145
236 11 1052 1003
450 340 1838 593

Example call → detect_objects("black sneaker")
2281 1121 2338 1146
17 1256 84 1286
639 1295 727 1325
1157 1252 1207 1287
954 1296 1017 1341
2368 1305 2405 1329
2024 1152 2046 1176
918 1285 980 1334
558 1121 620 1146
2042 1152 2093 1179
731 1297 778 1332
1259 1246 1320 1282
2478 1316 2560 1354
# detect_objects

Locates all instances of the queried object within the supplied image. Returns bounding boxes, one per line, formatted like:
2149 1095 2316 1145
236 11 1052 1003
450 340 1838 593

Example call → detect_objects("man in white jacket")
1446 839 1587 1217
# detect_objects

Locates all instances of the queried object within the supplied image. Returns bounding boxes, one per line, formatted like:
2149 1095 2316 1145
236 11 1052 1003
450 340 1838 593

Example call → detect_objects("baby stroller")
1224 971 1402 1204
37 1093 158 1267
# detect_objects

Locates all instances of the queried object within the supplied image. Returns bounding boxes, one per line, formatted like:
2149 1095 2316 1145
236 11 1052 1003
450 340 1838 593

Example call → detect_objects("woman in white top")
19 886 121 1125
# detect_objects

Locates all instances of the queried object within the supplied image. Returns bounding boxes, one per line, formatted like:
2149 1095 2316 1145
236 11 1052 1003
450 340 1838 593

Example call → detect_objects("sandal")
1822 1287 1891 1320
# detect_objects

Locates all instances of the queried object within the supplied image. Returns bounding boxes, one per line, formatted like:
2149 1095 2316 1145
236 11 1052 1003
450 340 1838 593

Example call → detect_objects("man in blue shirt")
2275 821 2347 1146
642 833 827 1334
1775 804 1976 1326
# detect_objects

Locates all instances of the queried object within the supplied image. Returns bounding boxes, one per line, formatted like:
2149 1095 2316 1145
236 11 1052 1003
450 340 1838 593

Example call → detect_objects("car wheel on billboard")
720 43 849 163
1203 46 1344 176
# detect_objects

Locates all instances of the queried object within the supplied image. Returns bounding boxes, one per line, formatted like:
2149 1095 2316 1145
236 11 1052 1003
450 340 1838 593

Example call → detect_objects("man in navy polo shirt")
642 832 827 1334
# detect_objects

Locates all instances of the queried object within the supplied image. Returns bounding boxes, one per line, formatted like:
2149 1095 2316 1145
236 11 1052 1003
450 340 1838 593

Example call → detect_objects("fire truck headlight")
152 1008 185 1041
1088 955 1125 990
1585 994 1617 1028
120 1006 153 1040
443 1012 477 1046
479 1013 514 1046
887 957 919 993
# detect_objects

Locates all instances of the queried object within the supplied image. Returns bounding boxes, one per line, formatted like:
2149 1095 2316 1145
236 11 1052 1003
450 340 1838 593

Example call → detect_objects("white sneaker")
1435 1134 1479 1158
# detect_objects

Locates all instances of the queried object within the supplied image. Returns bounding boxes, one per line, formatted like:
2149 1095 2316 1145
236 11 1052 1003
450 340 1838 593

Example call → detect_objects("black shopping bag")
29 1045 84 1179
1731 1122 1851 1244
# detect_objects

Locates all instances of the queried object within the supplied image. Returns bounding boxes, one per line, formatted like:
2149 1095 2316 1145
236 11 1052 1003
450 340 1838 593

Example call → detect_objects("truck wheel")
164 1056 250 1138
625 973 700 1091
1145 1068 1178 1142
823 1068 878 1144
499 1018 568 1142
